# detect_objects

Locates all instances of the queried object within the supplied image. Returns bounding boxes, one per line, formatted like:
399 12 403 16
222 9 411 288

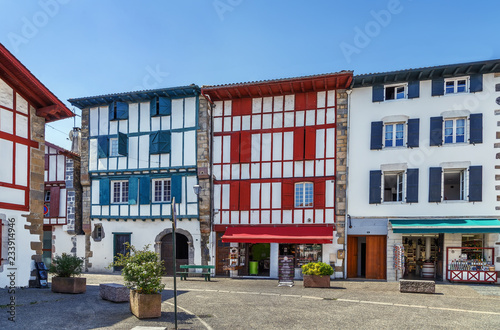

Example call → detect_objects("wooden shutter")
429 117 443 146
469 74 483 93
50 186 60 217
139 176 150 204
239 181 251 210
158 97 171 115
369 170 382 204
230 182 240 210
116 102 129 119
407 80 420 99
304 127 316 160
314 180 325 208
159 131 171 153
295 92 317 110
44 154 49 170
100 178 110 205
128 177 138 205
428 167 442 202
108 103 116 120
282 180 294 209
150 97 158 116
372 85 384 102
118 132 128 156
149 132 159 154
97 136 109 158
240 131 252 163
468 166 482 202
171 175 182 203
231 99 241 116
240 98 253 116
406 168 419 203
469 113 483 144
231 132 241 163
407 118 419 148
370 121 383 150
293 128 305 160
431 78 444 96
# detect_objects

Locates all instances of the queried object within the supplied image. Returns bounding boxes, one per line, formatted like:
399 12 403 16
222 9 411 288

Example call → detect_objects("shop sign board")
278 255 294 287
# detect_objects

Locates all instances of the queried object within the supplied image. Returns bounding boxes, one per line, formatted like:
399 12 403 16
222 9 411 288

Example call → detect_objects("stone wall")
79 106 92 270
335 90 348 245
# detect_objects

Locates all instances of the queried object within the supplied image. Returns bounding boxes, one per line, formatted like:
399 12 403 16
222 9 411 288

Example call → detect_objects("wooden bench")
178 265 215 281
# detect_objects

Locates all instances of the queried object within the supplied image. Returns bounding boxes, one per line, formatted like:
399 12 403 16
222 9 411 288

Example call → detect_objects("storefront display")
446 247 496 283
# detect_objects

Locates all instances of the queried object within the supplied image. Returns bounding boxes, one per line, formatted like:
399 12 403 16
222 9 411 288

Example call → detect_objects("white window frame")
295 182 314 208
384 122 406 148
109 138 119 157
444 117 467 144
384 84 407 101
444 77 469 94
153 178 171 203
382 171 405 202
112 180 128 204
443 169 466 201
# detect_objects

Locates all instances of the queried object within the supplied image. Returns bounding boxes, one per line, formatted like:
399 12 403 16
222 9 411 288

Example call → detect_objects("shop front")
389 219 500 283
214 225 336 279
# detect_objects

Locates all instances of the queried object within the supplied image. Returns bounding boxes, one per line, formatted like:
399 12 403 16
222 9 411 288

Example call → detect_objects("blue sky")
1 0 500 149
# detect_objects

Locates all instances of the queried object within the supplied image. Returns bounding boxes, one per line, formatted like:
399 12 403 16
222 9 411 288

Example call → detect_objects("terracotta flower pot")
130 290 162 319
51 277 86 294
303 274 330 288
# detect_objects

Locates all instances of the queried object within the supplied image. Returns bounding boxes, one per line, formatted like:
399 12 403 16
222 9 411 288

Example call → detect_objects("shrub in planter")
301 262 333 288
49 253 86 293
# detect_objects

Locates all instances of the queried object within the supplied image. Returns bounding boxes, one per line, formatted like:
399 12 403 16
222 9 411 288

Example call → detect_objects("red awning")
221 226 334 244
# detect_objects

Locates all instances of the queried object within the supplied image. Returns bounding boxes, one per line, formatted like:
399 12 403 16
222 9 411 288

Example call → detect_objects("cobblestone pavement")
1 274 500 329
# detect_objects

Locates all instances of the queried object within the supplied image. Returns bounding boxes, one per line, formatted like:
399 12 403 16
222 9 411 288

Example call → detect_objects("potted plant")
109 244 165 319
301 262 334 288
49 253 86 294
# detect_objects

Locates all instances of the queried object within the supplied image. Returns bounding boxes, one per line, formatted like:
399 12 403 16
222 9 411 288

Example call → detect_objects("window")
445 78 468 94
429 166 482 202
383 172 404 202
112 181 128 204
444 118 466 144
44 190 51 202
385 85 406 100
295 182 313 208
153 179 171 203
109 101 129 120
443 169 465 201
384 123 405 147
109 138 119 157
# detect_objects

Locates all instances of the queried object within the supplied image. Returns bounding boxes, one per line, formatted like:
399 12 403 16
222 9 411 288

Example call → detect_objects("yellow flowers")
301 262 334 276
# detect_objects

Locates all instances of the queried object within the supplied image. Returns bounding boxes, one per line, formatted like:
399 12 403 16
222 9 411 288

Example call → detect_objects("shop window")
152 179 171 203
383 172 404 202
462 234 483 248
295 182 313 208
112 180 129 204
443 169 465 201
444 118 466 144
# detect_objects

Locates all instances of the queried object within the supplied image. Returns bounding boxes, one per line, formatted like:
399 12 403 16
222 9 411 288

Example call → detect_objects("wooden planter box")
303 274 330 288
51 277 86 294
130 290 162 319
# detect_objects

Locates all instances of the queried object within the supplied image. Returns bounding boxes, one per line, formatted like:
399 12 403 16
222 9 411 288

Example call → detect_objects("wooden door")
113 233 131 271
161 233 189 275
366 235 386 279
347 236 358 278
216 232 231 276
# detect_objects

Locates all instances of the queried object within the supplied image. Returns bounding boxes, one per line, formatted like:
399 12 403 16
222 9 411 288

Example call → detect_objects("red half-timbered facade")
203 72 352 279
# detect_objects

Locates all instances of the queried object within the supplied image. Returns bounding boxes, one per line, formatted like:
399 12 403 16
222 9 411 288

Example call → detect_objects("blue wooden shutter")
430 117 443 146
139 176 150 204
97 136 109 158
99 178 110 205
150 97 159 116
116 102 129 119
469 166 482 202
428 167 442 202
159 97 171 115
431 78 444 96
407 81 420 99
171 175 182 203
469 74 483 93
149 132 160 154
469 113 483 144
118 132 128 156
406 169 419 203
407 118 419 148
128 177 138 205
372 85 384 102
159 131 171 153
108 103 116 120
370 121 383 150
369 170 382 204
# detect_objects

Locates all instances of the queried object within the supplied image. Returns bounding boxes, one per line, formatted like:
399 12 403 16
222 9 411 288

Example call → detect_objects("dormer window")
385 84 406 100
445 78 468 94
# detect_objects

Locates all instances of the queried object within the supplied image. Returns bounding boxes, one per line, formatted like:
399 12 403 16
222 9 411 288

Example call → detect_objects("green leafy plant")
49 253 84 277
109 244 165 294
301 262 334 276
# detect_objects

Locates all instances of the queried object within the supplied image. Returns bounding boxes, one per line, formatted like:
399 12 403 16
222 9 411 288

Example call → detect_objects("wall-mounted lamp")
193 184 202 202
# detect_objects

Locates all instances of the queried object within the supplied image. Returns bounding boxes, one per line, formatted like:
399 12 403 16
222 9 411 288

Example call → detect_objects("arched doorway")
161 233 189 275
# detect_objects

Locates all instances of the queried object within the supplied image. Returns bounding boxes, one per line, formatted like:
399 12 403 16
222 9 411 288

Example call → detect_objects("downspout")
344 88 352 279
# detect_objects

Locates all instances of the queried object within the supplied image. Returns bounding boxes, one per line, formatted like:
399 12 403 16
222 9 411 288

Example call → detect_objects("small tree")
49 253 84 277
109 244 165 294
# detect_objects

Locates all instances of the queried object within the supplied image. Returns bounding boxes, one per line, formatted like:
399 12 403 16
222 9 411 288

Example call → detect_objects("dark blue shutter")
97 136 109 158
171 175 182 203
406 169 419 203
430 117 443 146
469 74 483 93
150 97 159 116
469 166 482 202
128 177 138 205
431 78 444 96
118 132 128 156
99 178 110 205
428 167 442 202
150 132 160 154
116 102 129 119
159 131 171 153
372 85 384 102
370 121 383 150
469 113 483 144
369 170 382 204
407 118 419 148
108 103 116 120
159 97 172 115
139 176 150 204
407 81 420 99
